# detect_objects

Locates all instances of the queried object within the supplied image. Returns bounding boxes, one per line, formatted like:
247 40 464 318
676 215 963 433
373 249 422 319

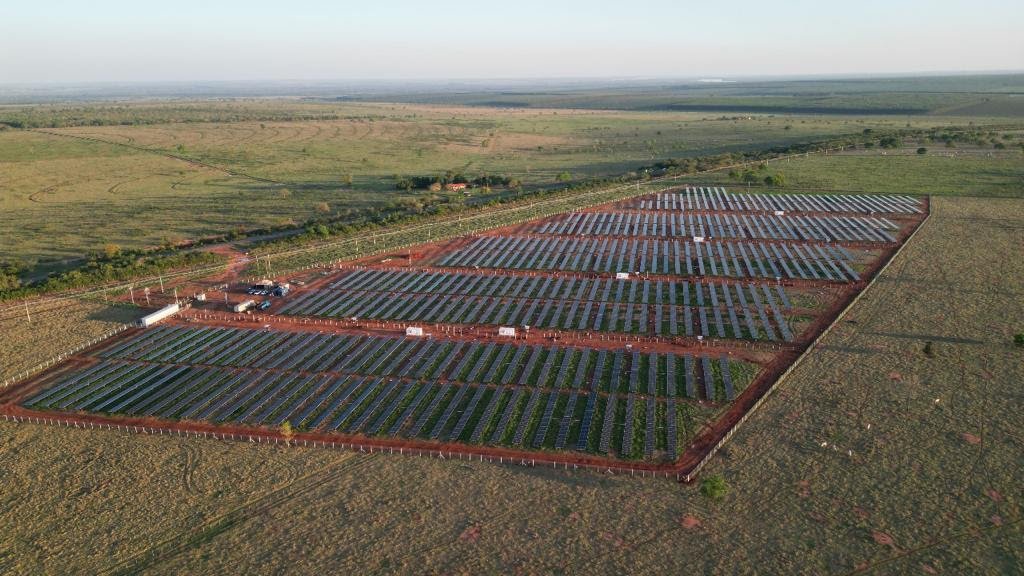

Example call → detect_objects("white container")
139 303 180 327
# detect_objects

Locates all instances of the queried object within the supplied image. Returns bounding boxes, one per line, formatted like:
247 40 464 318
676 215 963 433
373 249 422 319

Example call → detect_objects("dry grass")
0 300 143 382
1 195 1020 574
1 100 992 263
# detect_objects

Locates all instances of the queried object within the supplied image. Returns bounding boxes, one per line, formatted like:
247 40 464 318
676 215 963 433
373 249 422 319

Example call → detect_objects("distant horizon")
2 69 1023 90
2 1 1021 84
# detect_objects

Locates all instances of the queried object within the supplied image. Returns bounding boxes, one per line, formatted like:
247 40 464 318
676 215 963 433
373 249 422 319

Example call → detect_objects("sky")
1 0 1021 83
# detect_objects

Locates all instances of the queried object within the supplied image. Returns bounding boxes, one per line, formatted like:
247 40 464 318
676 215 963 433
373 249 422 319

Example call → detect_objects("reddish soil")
0 190 930 481
680 514 702 529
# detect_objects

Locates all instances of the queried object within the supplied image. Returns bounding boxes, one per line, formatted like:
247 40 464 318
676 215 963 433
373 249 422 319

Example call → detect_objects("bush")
917 147 927 155
700 474 728 502
1013 333 1024 348
923 341 934 357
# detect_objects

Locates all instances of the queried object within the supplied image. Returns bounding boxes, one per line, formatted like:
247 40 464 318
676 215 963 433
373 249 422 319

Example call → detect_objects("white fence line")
681 201 933 482
1 323 133 389
0 413 677 480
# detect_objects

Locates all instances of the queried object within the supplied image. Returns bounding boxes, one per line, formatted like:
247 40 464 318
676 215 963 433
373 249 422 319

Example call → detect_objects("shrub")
700 474 728 502
1013 333 1024 348
923 341 934 357
917 147 927 155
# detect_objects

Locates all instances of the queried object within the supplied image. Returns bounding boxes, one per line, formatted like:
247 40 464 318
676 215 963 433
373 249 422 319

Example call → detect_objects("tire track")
30 129 284 186
28 180 74 203
181 443 199 492
101 452 376 576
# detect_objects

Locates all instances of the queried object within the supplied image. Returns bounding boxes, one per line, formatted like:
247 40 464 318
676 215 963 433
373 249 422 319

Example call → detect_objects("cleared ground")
1 194 1020 574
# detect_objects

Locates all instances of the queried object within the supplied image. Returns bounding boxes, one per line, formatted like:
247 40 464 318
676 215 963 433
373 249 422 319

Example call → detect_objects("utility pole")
159 273 165 293
129 285 135 305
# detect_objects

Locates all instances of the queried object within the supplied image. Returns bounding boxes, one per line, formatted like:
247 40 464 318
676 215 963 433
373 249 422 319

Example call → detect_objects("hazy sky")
2 0 1021 83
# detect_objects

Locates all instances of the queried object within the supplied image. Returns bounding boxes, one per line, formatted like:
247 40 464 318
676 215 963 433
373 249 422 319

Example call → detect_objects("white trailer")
233 299 256 313
138 303 180 328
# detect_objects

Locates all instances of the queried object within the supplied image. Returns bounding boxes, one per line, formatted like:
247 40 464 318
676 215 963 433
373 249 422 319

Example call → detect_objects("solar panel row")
537 211 899 242
628 187 922 214
438 236 858 281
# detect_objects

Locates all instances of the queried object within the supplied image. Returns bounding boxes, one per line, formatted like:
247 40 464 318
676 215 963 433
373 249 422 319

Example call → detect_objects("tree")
280 421 294 444
315 202 331 213
741 170 759 184
917 147 927 155
103 243 121 259
1013 333 1024 348
342 173 353 186
879 136 901 149
701 474 728 502
764 173 786 187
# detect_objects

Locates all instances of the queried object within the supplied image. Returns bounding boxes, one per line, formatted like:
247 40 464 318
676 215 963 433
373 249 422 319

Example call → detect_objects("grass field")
690 145 1024 198
1 194 1020 574
0 300 143 382
1 99 1014 266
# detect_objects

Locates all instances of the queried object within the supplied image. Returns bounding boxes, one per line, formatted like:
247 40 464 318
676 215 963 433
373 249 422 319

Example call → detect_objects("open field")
690 145 1024 198
0 194 1019 574
352 74 1024 116
0 299 143 382
0 99 1011 265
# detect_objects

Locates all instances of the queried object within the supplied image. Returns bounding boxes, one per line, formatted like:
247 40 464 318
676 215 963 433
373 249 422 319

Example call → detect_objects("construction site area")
0 187 929 480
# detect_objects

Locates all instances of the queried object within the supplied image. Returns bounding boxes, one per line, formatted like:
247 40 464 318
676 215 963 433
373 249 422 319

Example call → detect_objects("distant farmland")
0 99 988 266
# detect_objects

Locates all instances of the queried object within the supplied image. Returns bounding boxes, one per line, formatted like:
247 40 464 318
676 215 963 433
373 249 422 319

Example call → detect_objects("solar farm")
3 186 928 474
